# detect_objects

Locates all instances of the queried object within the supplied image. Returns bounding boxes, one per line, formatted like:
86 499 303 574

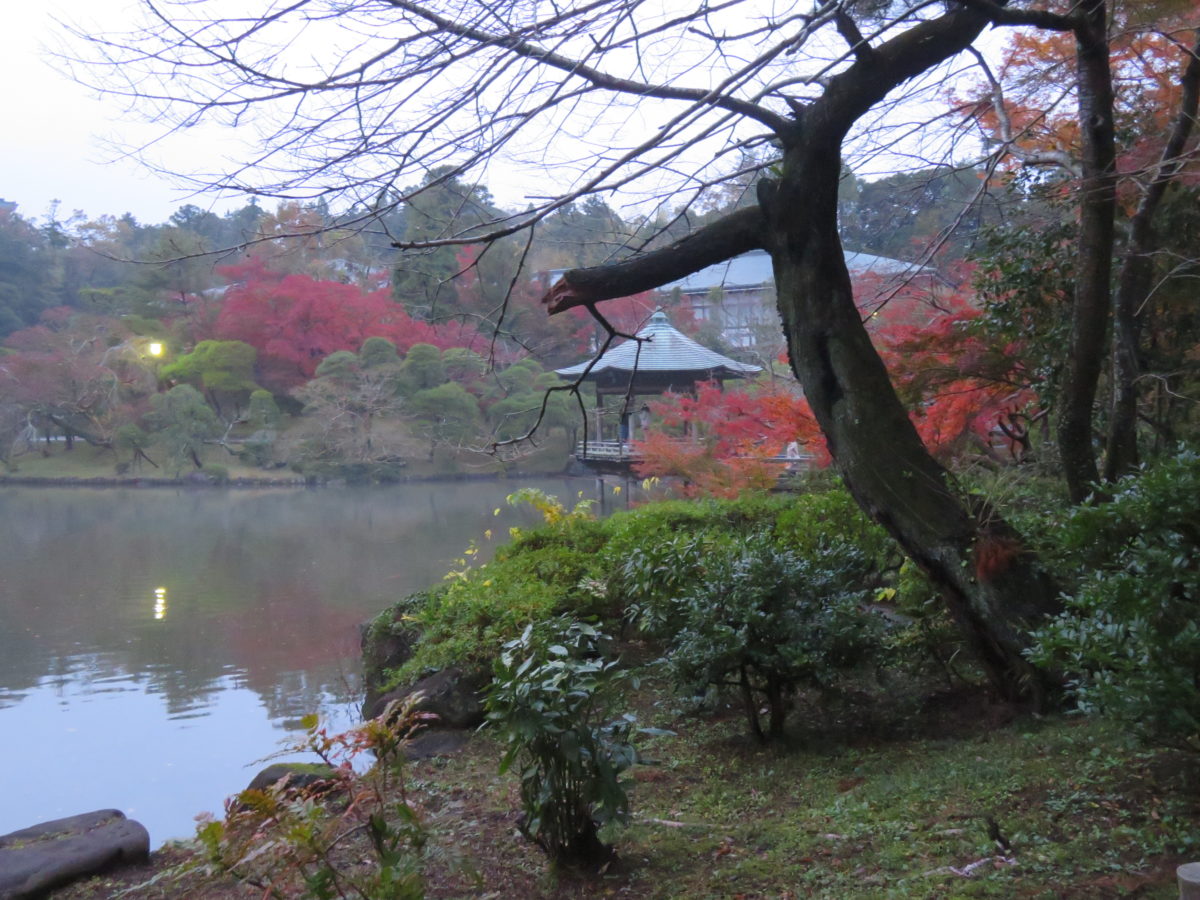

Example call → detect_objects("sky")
2 1 237 226
1 2 1001 230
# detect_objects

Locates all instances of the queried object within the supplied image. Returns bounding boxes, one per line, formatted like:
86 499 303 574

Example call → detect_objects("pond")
0 477 608 847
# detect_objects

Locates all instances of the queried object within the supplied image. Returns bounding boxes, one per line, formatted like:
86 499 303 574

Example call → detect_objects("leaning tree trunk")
765 138 1060 702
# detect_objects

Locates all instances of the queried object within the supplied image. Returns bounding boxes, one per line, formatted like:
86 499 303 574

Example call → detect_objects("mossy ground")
57 671 1198 899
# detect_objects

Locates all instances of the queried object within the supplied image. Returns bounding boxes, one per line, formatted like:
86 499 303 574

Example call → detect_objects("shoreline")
0 468 577 489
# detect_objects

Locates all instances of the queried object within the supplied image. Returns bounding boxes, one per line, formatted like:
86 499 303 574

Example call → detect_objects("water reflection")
0 478 596 845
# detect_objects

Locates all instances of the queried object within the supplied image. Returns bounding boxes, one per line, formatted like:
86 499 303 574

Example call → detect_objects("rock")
403 730 469 761
0 809 149 900
360 605 423 718
367 666 488 729
245 763 339 794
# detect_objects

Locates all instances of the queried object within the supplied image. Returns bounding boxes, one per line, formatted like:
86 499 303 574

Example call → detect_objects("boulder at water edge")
366 665 488 729
0 809 149 899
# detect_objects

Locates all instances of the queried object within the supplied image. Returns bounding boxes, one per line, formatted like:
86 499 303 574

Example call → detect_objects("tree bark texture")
766 138 1058 701
1057 0 1116 503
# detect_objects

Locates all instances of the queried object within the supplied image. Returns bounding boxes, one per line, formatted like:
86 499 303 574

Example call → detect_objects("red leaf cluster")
211 257 482 390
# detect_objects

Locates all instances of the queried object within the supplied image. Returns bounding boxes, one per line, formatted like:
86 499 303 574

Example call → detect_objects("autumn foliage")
633 382 828 497
211 256 483 390
860 269 1040 461
633 266 1044 495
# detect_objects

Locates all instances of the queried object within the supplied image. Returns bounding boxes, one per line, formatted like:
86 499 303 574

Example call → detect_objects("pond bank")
0 468 573 489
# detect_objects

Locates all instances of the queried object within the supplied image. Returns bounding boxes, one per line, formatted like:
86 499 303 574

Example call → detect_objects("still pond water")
0 478 601 846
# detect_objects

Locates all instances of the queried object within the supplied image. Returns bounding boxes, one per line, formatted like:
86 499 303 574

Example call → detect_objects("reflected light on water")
0 478 595 846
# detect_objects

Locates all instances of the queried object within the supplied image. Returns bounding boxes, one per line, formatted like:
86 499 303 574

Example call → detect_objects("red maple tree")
211 256 482 390
633 381 829 497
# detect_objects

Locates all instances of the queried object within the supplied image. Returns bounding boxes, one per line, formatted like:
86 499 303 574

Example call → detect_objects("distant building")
664 248 935 349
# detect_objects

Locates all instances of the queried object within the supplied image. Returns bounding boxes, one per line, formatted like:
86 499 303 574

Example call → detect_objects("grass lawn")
2 441 301 482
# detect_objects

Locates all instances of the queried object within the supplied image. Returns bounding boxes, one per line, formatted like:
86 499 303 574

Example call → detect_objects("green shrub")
882 557 972 687
395 573 562 682
200 463 229 484
612 530 731 634
645 535 887 741
486 621 639 865
238 429 276 467
770 487 892 564
383 488 904 716
299 460 407 484
1029 450 1200 752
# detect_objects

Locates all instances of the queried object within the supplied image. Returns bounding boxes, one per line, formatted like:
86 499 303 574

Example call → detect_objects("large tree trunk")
1057 0 1116 503
765 139 1059 701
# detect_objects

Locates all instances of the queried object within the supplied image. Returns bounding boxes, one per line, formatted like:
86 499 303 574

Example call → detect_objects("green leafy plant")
195 698 430 898
506 486 595 529
486 620 640 866
614 530 724 634
640 536 887 741
1029 450 1200 752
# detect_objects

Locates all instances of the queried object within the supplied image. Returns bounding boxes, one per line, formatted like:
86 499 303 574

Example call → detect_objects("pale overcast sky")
1 2 999 228
1 2 237 225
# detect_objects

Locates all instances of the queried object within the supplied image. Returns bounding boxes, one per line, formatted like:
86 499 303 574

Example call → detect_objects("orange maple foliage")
953 3 1200 207
634 265 1042 496
632 381 829 497
865 270 1040 461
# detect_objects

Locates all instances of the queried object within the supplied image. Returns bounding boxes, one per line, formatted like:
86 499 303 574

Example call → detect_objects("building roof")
556 310 762 379
665 248 929 293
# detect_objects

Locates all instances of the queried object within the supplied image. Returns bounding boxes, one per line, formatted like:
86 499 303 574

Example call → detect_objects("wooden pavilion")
556 309 761 470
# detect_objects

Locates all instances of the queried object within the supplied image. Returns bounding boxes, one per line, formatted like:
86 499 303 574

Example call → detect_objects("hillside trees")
149 384 221 471
0 206 74 335
957 2 1200 497
0 311 156 449
212 258 477 390
75 0 1200 699
161 340 260 420
295 342 408 460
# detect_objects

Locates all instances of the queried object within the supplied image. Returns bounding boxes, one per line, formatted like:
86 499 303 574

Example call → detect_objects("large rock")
360 603 423 718
245 763 339 794
366 666 488 729
0 809 149 900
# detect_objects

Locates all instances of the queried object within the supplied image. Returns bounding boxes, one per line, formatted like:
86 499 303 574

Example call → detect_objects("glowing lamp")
148 342 164 357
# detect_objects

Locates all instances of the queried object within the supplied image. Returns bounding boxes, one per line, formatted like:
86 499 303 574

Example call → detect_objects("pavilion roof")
556 309 761 380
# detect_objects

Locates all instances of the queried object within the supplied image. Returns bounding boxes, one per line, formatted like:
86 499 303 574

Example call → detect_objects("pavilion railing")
574 440 640 460
574 439 814 466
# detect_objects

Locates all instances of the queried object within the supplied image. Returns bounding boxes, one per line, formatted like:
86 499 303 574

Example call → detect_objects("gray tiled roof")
665 248 928 292
556 310 762 378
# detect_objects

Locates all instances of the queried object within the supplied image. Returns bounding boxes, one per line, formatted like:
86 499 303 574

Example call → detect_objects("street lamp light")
148 341 164 357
